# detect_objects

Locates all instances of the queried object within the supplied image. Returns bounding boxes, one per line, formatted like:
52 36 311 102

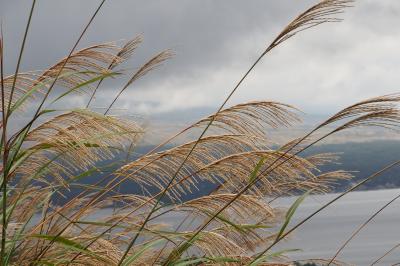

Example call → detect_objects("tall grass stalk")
1 1 36 263
3 0 400 265
119 1 354 263
2 0 106 263
0 25 6 265
10 0 107 145
117 38 272 266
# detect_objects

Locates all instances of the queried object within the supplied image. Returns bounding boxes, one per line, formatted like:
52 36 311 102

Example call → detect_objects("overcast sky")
1 0 400 119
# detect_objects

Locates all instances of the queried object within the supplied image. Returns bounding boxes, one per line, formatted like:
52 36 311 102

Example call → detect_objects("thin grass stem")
118 44 270 266
0 25 7 265
328 192 400 265
370 243 400 266
1 1 36 262
249 160 400 264
28 0 108 261
5 0 36 117
120 1 354 263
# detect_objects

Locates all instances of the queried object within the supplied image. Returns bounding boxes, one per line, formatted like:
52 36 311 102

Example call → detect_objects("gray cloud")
1 0 400 118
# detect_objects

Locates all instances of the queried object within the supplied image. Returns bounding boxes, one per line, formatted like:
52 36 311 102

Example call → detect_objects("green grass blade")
9 71 87 114
30 234 110 263
249 157 266 184
50 71 120 104
121 238 166 266
276 190 311 241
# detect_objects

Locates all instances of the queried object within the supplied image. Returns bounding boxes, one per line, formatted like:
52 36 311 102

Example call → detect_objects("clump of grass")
1 0 399 265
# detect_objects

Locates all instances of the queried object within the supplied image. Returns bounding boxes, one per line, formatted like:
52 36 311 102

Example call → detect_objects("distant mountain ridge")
55 140 400 204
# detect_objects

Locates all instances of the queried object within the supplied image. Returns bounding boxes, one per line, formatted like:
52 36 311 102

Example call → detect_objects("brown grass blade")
104 49 173 115
86 36 143 108
15 110 143 184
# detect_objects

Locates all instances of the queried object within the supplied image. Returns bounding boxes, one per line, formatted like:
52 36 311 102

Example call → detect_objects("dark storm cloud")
1 1 311 72
1 0 400 116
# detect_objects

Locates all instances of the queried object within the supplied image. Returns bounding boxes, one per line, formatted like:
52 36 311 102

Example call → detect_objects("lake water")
273 188 400 265
87 189 400 265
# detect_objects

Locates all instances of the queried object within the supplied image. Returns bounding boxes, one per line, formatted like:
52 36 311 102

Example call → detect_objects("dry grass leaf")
178 230 245 259
268 0 354 50
212 225 278 255
192 150 315 197
320 94 400 130
177 194 276 224
18 236 121 266
0 1 371 265
190 101 300 137
125 50 173 87
103 49 173 114
7 186 50 224
0 72 45 110
87 36 144 107
117 134 271 200
109 36 143 70
15 109 143 184
305 152 341 166
73 237 123 266
35 43 121 95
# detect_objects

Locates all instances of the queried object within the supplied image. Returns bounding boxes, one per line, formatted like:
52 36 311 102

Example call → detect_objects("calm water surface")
273 189 400 265
90 189 400 265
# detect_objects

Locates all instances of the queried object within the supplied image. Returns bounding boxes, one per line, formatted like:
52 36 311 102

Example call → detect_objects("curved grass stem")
328 192 400 265
117 45 270 266
249 160 400 264
28 0 108 261
370 243 400 266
